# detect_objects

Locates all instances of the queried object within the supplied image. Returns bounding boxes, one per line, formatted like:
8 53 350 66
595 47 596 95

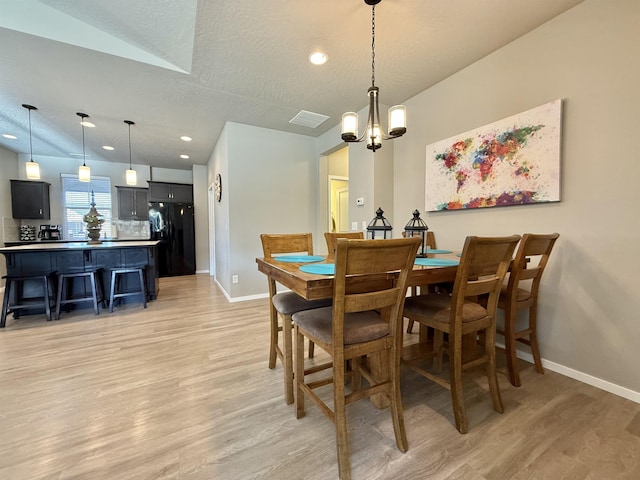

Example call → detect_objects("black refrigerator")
149 202 196 277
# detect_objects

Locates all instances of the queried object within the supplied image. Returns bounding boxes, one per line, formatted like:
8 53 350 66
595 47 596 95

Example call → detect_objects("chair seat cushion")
404 294 487 324
272 291 332 315
500 285 532 302
292 306 390 345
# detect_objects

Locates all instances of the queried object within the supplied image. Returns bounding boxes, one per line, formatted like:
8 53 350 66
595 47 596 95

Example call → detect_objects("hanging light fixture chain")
371 4 376 88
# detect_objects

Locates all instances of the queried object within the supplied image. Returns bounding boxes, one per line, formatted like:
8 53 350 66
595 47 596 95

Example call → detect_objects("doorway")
329 176 349 232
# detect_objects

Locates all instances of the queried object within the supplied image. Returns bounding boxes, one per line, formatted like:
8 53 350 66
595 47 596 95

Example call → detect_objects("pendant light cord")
27 108 34 160
128 123 133 169
81 121 86 167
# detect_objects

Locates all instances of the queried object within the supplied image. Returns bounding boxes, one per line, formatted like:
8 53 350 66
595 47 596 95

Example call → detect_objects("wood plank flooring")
1 274 639 479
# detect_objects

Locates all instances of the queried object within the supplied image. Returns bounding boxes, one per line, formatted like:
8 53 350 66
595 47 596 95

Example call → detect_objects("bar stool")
109 266 148 312
1 273 56 328
55 269 105 320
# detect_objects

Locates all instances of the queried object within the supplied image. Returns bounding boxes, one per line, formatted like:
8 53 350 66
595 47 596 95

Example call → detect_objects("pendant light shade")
77 112 91 182
340 0 407 152
124 120 137 185
22 104 41 179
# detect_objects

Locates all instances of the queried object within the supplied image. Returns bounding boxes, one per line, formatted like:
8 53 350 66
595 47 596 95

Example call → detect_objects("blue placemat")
414 258 459 267
299 263 335 275
273 255 324 263
425 248 453 254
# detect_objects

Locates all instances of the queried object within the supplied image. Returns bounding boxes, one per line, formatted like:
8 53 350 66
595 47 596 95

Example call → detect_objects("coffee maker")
38 224 61 240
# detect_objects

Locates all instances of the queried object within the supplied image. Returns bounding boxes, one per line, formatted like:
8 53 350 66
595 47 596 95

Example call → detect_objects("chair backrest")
324 231 364 258
260 233 314 297
260 233 314 258
401 230 437 249
332 237 421 348
450 235 521 328
505 233 560 301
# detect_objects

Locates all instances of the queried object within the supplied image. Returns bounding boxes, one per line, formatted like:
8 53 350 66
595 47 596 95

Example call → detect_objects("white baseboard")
497 341 640 404
214 277 268 303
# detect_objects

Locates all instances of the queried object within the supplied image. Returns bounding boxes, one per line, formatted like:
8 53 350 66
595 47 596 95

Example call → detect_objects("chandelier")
340 0 406 152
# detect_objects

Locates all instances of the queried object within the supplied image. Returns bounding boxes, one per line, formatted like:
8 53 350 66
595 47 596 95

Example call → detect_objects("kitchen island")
0 240 160 301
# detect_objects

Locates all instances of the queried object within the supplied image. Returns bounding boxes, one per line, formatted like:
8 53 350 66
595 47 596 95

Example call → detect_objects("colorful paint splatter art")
425 99 561 211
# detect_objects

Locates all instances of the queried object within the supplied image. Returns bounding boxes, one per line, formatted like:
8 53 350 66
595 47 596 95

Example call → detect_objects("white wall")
192 164 209 273
208 122 318 299
0 146 19 283
393 0 640 398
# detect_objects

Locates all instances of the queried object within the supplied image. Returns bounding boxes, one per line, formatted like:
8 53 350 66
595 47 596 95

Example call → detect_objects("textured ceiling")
0 0 585 171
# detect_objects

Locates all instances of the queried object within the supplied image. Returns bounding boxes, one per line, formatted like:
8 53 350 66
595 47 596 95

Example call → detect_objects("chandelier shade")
22 104 41 179
340 0 406 152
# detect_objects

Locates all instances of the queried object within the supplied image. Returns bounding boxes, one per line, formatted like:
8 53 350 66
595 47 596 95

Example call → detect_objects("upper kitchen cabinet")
116 186 149 220
10 179 51 219
147 181 193 203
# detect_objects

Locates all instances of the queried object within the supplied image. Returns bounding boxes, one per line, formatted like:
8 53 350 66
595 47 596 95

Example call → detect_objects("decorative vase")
83 190 105 244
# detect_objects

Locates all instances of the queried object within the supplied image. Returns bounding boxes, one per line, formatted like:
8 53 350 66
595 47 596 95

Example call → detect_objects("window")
61 175 112 240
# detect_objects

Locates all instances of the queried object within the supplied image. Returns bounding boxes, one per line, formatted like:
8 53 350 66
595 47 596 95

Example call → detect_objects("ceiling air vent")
289 110 329 128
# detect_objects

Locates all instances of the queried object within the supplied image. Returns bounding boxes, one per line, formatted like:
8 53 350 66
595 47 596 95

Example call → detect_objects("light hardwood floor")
1 274 639 479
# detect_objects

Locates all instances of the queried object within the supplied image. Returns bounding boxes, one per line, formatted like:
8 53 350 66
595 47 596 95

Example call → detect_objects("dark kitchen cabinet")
10 179 51 219
116 187 149 220
147 181 193 203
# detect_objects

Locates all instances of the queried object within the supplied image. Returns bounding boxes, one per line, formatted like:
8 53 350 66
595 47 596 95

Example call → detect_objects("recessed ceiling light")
180 154 190 159
309 51 328 65
102 145 114 151
180 136 192 142
69 153 92 158
80 121 96 128
2 133 17 139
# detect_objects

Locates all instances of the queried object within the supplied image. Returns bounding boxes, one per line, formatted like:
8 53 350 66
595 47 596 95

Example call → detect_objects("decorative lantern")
83 190 105 244
404 209 429 257
366 207 393 239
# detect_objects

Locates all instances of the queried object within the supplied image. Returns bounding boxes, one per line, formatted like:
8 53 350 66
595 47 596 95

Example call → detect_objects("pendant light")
77 112 91 182
124 120 137 185
340 0 406 152
22 104 41 179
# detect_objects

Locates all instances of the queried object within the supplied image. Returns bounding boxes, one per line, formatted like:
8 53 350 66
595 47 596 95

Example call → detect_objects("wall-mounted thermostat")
356 197 365 206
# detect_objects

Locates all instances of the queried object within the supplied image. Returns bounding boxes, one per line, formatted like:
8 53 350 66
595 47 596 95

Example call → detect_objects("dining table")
255 250 460 301
256 249 461 408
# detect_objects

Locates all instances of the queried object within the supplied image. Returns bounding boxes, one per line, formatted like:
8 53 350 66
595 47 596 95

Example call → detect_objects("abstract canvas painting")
425 99 561 211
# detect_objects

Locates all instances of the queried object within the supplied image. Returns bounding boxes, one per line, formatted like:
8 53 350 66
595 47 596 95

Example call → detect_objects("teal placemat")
425 248 453 254
273 255 324 263
299 263 335 275
414 258 459 267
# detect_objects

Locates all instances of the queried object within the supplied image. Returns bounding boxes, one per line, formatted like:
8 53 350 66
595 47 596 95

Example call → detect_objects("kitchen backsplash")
113 220 149 239
2 217 149 242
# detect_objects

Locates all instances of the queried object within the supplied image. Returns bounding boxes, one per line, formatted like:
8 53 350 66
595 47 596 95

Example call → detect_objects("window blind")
61 174 112 240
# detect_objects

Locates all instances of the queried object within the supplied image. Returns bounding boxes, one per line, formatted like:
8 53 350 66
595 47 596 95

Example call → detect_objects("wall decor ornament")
425 99 561 211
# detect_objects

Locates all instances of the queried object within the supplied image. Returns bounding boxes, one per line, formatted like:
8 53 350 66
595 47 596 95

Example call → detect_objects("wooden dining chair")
497 232 560 387
403 235 520 434
260 233 332 404
292 236 420 480
324 231 364 260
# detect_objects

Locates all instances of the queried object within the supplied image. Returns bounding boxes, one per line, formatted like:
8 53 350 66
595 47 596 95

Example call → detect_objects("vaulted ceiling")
0 0 585 170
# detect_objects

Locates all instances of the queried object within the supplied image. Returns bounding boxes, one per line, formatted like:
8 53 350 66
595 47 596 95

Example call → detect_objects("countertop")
0 240 159 253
